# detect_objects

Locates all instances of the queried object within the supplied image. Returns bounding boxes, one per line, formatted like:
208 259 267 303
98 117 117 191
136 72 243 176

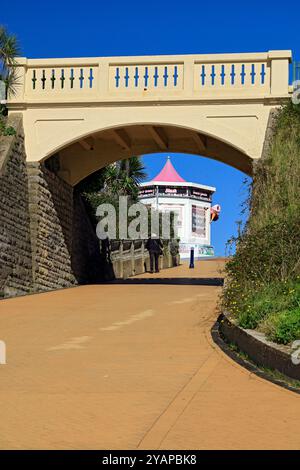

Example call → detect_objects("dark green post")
189 247 194 269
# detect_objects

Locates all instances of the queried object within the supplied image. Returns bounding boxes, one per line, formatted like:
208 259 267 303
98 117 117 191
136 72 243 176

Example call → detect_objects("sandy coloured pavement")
0 259 299 449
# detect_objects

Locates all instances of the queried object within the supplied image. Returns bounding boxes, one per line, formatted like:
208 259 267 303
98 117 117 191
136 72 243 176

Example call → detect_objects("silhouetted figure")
169 239 180 266
146 235 163 273
101 236 111 261
100 236 115 280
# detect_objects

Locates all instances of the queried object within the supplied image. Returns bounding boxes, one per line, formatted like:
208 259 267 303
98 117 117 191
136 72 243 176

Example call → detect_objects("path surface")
0 260 299 450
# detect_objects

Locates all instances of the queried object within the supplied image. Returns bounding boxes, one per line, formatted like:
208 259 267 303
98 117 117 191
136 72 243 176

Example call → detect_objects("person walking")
169 238 180 266
146 234 163 273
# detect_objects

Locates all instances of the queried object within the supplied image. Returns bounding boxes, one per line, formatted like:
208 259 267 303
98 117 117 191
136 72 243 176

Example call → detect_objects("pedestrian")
169 238 180 266
146 234 163 273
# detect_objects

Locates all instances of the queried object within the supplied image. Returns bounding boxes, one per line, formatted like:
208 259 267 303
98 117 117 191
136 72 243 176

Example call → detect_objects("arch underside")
47 124 253 185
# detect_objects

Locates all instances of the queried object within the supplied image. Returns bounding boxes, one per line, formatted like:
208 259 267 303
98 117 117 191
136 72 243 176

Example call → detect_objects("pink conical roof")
152 157 186 183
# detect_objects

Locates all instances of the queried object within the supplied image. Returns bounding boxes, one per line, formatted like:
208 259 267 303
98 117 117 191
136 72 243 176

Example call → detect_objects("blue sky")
2 0 299 255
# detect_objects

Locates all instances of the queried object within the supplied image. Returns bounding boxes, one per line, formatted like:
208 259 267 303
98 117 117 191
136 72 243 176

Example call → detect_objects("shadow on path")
108 277 224 286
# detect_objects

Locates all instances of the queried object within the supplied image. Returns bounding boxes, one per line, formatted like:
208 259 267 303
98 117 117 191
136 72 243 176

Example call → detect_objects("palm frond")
0 25 21 98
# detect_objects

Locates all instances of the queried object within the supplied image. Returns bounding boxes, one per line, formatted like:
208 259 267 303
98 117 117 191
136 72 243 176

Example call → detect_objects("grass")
0 114 16 137
234 279 300 344
226 342 300 390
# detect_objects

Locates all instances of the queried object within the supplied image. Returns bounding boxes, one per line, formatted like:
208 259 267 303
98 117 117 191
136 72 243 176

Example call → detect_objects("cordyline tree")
76 156 148 225
103 157 148 200
0 25 21 102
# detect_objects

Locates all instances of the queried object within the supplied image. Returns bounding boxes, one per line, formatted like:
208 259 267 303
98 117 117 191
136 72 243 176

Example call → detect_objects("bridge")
9 50 292 184
0 49 293 297
1 52 299 448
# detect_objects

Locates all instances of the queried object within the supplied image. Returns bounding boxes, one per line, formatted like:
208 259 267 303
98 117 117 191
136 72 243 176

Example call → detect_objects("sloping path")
0 260 299 449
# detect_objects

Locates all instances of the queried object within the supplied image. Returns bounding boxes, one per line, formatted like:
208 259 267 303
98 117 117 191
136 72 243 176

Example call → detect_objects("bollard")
189 247 194 269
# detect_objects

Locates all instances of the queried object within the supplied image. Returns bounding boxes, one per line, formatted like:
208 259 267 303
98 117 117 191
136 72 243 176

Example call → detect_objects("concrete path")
0 260 299 450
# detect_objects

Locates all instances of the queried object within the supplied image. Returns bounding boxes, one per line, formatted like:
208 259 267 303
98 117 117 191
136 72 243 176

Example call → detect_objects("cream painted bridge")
9 50 292 184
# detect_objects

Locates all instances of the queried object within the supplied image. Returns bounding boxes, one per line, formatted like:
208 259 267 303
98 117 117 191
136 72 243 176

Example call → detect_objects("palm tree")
0 26 21 100
119 156 147 185
78 156 147 223
100 156 147 201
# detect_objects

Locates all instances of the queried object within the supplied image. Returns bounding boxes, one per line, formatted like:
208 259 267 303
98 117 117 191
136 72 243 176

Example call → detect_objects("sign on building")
191 205 206 237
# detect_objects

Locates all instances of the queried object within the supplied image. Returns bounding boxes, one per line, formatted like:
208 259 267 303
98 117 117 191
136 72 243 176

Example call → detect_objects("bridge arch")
8 51 291 184
42 119 254 185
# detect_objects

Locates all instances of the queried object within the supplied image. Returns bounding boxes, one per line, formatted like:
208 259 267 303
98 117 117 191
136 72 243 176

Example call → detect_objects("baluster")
200 65 206 86
243 63 252 86
153 66 159 87
240 64 246 85
41 70 46 90
230 64 236 85
163 66 168 87
124 67 130 87
220 64 225 85
134 66 139 87
260 63 266 85
144 66 149 88
32 70 37 90
210 65 216 85
115 67 120 88
70 68 75 89
79 68 84 89
173 65 178 86
250 64 256 85
50 69 56 89
89 68 94 88
60 69 65 89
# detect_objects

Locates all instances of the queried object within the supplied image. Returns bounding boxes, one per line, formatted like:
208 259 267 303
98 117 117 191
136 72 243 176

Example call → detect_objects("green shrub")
261 307 300 344
221 101 300 344
0 115 16 136
236 280 300 331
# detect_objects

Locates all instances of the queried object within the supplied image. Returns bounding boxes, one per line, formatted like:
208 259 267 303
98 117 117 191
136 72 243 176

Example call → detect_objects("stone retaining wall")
0 116 103 296
27 163 77 291
219 313 300 381
72 191 103 284
0 115 33 297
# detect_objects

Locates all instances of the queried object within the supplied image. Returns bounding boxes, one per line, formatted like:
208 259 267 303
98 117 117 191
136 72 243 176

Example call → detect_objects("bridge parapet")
9 51 291 106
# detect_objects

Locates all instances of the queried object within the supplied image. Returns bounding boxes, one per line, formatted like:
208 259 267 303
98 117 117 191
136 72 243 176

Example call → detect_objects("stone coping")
217 312 300 382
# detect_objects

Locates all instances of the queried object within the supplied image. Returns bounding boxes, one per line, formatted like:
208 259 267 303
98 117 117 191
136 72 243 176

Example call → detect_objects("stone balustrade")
108 239 179 279
9 51 291 106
